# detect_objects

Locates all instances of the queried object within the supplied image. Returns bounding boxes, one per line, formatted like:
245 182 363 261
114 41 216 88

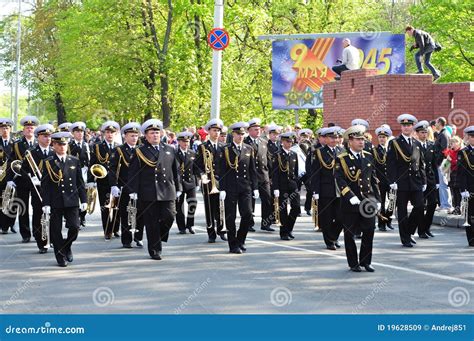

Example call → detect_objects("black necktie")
3 140 6 147
407 138 411 147
29 142 32 147
44 150 47 157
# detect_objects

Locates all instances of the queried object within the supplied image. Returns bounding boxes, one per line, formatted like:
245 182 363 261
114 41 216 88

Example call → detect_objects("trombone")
203 149 219 195
461 193 471 227
24 150 43 202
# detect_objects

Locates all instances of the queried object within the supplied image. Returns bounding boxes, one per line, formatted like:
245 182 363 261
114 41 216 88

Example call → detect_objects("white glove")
31 176 41 187
461 191 470 199
436 184 440 189
129 193 138 200
274 190 280 198
111 186 121 198
86 182 96 189
195 186 200 192
376 202 382 211
7 181 16 188
176 191 182 198
201 174 209 183
313 193 319 200
422 184 427 192
42 206 51 214
219 191 226 201
349 196 361 206
79 203 87 212
389 183 398 190
253 190 259 199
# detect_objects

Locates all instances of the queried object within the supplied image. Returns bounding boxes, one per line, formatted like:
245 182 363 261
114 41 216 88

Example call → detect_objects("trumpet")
40 212 50 249
127 197 138 233
86 164 108 214
311 197 318 228
387 187 397 219
273 197 280 225
203 149 219 194
461 193 471 227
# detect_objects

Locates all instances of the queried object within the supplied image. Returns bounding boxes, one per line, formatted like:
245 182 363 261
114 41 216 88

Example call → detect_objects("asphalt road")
1 194 473 314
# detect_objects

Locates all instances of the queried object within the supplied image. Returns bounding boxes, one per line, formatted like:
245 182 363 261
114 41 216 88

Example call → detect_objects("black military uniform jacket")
0 140 11 187
244 136 270 184
126 141 182 202
458 145 474 193
15 145 54 194
41 154 87 208
69 140 90 168
387 135 426 191
6 137 37 186
311 145 341 197
87 140 118 184
108 144 135 190
219 143 257 194
420 140 439 186
373 144 390 189
270 148 299 193
195 140 223 183
176 148 199 192
267 140 279 166
335 150 381 213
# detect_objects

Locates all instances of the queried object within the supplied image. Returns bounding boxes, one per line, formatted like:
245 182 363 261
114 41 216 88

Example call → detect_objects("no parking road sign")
207 28 230 51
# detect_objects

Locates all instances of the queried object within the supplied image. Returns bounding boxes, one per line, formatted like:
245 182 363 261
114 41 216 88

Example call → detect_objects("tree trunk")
55 92 67 124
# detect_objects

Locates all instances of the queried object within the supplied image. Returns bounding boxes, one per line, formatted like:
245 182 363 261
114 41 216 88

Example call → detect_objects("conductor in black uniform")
335 125 381 272
41 132 87 267
127 119 182 260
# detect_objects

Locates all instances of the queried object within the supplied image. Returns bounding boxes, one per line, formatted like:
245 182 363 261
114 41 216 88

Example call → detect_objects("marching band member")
457 126 474 247
310 126 343 250
6 116 39 242
218 126 228 144
271 132 300 241
335 125 381 272
41 132 87 267
0 118 15 234
87 121 120 239
108 122 144 248
266 124 281 163
373 126 394 231
195 118 227 243
127 119 182 260
352 119 373 153
387 114 426 247
57 122 72 132
219 122 258 253
175 131 199 235
69 122 90 227
297 128 313 216
244 118 274 232
414 120 439 238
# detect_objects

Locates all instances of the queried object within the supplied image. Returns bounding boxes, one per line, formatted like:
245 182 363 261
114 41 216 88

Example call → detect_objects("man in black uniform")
109 122 144 248
271 132 300 241
311 126 343 250
0 118 15 234
387 114 427 247
87 121 120 239
414 120 439 238
297 128 313 216
219 122 258 254
15 124 55 253
6 116 39 242
69 122 90 227
244 118 274 232
57 122 72 132
458 126 474 247
41 132 87 267
175 131 199 235
195 118 227 243
127 119 182 260
373 126 394 231
352 119 373 153
335 125 381 272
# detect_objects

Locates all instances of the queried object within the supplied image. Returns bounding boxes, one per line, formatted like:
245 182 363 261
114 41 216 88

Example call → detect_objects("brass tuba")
86 164 107 214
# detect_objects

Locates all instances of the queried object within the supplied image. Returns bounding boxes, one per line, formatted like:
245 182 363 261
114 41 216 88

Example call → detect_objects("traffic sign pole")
210 0 224 120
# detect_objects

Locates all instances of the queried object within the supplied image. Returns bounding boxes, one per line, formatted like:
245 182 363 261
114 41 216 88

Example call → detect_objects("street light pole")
13 0 22 130
210 0 224 120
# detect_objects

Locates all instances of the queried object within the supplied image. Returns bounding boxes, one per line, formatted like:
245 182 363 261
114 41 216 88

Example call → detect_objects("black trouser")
176 187 197 231
465 198 474 246
202 184 224 240
31 193 47 250
15 185 32 239
142 200 176 256
418 185 438 236
279 189 301 237
342 211 375 268
378 185 393 228
50 207 79 264
396 190 424 244
224 190 253 250
79 210 86 226
119 192 144 245
332 64 349 76
450 186 461 210
250 181 272 229
98 183 119 235
318 196 343 246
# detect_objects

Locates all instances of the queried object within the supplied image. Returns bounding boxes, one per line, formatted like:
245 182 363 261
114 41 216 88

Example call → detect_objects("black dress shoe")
22 237 30 243
239 245 247 252
363 264 375 272
187 227 195 234
66 250 73 262
80 220 86 227
113 232 121 238
39 248 48 254
335 241 341 248
135 240 143 247
280 235 291 241
386 222 394 230
261 226 275 232
123 243 132 248
378 226 387 231
288 233 295 239
355 234 362 239
410 237 417 244
402 242 413 248
306 210 311 216
350 265 362 272
219 233 227 241
326 244 337 251
57 258 68 267
178 230 186 234
105 234 112 240
208 238 216 243
10 227 17 233
2 230 8 234
150 251 162 260
426 231 434 237
248 227 256 232
418 233 429 239
229 248 242 254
